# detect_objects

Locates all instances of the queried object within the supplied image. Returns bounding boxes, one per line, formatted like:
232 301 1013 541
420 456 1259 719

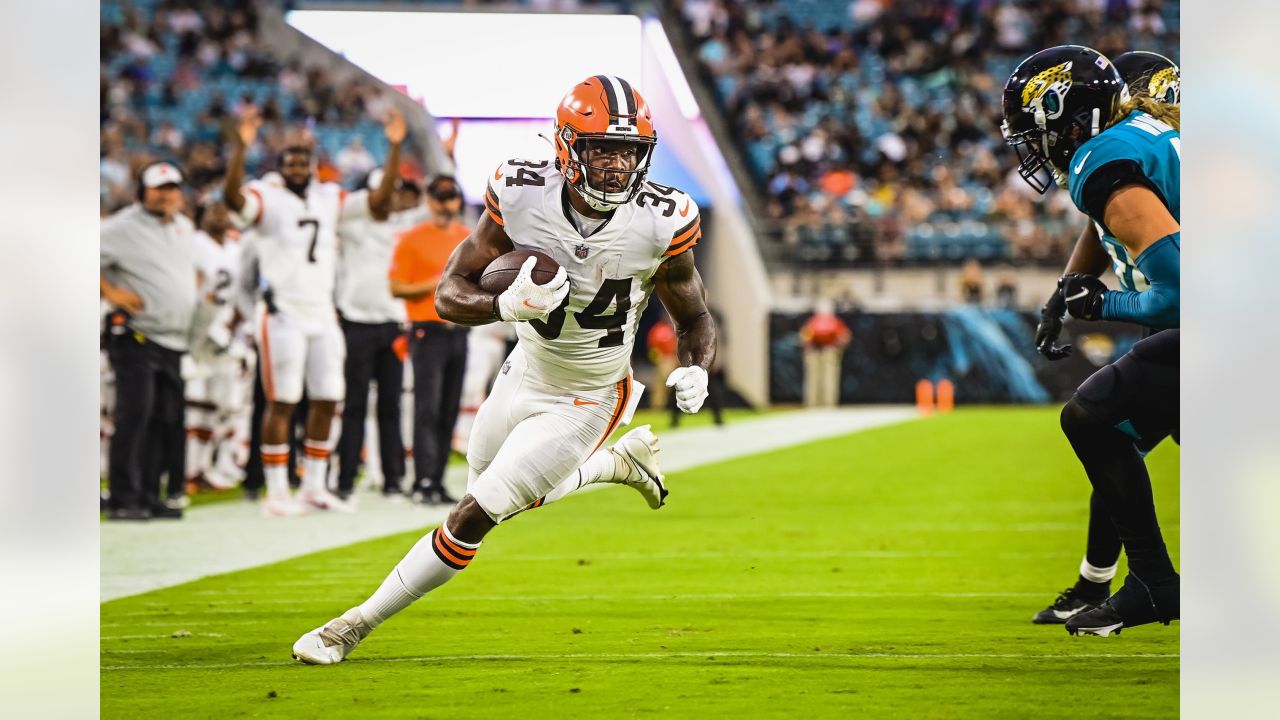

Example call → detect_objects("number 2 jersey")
193 230 240 306
1069 110 1180 293
235 180 372 325
484 158 701 389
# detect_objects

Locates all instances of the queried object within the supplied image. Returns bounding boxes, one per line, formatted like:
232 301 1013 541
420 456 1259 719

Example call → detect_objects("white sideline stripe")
101 633 224 640
105 592 1061 617
101 407 919 601
102 650 1180 671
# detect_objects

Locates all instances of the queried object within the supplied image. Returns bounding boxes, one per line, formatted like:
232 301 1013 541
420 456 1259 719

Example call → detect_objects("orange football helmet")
553 75 657 212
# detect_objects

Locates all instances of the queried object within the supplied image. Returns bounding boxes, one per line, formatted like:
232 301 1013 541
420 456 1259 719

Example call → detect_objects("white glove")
496 256 570 322
205 318 233 352
665 365 709 415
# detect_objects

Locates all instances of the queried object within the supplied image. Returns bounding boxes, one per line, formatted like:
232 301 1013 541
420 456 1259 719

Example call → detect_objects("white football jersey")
235 181 370 324
485 158 701 388
335 206 422 324
193 231 241 307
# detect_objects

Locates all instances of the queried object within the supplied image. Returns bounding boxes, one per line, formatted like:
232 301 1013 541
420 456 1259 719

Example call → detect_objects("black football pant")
337 320 405 493
410 322 469 493
1080 325 1175 572
1061 329 1179 586
107 330 186 511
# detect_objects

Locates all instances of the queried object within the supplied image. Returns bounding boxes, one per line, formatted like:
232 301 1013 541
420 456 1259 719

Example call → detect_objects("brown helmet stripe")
593 74 620 119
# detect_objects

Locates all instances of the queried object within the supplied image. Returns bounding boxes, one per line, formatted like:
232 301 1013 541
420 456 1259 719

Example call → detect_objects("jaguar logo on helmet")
1148 67 1180 104
1021 61 1074 125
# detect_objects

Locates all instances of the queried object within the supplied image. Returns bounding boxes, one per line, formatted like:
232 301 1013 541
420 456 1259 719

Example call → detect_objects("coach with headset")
100 162 201 520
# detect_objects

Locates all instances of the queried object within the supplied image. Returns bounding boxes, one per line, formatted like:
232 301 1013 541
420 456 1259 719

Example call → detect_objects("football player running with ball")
1028 51 1180 626
293 76 716 664
1002 45 1180 636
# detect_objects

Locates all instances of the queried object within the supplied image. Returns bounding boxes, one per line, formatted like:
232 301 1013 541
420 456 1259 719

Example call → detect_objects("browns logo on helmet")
553 75 657 212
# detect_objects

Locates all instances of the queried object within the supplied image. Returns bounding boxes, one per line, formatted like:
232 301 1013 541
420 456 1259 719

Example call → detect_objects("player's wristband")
491 294 503 322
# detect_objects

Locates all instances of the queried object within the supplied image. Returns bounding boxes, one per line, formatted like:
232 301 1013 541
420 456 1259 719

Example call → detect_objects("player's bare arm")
1037 219 1111 360
1061 169 1180 328
1064 219 1111 276
434 211 514 326
222 107 262 214
654 250 716 370
367 109 406 221
1102 185 1180 257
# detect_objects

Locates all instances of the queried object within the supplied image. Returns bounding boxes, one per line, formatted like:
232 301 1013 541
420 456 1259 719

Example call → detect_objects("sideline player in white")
294 75 716 663
184 197 256 491
224 108 406 515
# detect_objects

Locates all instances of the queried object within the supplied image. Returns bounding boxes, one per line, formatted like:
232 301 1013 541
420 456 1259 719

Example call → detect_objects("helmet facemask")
557 128 655 212
1002 119 1057 194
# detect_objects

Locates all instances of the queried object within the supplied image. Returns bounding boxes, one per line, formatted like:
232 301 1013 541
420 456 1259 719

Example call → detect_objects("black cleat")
429 487 458 506
149 502 184 520
106 507 151 522
1066 572 1179 636
1032 585 1106 624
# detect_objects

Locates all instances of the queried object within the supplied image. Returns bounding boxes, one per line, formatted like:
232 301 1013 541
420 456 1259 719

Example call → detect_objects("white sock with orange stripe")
301 440 332 494
261 443 290 498
355 524 480 628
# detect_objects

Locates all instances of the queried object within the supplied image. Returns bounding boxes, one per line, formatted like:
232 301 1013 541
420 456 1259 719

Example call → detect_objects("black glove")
1060 272 1107 321
1035 286 1073 361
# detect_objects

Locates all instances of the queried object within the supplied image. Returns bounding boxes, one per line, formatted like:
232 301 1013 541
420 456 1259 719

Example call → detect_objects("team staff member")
334 172 422 499
100 162 200 520
799 299 850 408
389 176 471 505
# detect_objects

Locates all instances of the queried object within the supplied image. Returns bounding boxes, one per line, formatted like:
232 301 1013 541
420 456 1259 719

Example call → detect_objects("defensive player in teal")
1028 51 1180 625
1002 45 1180 636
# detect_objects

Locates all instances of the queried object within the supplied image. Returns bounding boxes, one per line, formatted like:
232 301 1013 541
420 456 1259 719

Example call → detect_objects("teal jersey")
1068 111 1179 293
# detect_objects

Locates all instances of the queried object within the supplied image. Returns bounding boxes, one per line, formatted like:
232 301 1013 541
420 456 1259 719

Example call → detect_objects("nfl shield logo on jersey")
575 243 589 259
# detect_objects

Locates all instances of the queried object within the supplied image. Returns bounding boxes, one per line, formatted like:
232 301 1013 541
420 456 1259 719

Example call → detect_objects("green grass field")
100 407 1178 718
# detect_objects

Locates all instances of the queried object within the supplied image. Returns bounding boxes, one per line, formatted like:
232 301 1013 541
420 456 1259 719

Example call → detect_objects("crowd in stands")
676 0 1179 266
100 0 417 213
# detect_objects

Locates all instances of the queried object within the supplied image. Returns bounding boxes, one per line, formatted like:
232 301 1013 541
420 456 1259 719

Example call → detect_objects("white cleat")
203 465 240 491
610 425 668 509
299 488 356 513
262 493 308 517
292 609 371 665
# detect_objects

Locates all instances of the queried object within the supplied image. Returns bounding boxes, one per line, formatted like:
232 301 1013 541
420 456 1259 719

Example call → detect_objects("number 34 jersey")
235 180 371 325
485 158 701 390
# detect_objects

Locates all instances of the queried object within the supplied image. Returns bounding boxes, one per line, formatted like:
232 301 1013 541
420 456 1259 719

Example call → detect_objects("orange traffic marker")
915 379 935 415
936 379 955 413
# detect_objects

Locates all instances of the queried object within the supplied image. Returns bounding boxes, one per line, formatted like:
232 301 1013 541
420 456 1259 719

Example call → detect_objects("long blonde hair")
1107 96 1180 132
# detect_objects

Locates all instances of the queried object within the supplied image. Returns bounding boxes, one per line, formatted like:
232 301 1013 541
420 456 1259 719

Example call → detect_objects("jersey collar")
560 185 615 239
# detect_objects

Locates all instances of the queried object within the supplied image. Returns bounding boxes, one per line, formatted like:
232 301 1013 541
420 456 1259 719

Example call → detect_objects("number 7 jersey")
235 180 372 325
485 158 701 389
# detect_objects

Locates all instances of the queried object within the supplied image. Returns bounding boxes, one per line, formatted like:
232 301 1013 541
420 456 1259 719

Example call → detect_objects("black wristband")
491 294 503 321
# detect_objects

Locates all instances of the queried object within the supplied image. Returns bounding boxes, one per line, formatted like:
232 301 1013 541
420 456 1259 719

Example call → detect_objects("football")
479 249 561 294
